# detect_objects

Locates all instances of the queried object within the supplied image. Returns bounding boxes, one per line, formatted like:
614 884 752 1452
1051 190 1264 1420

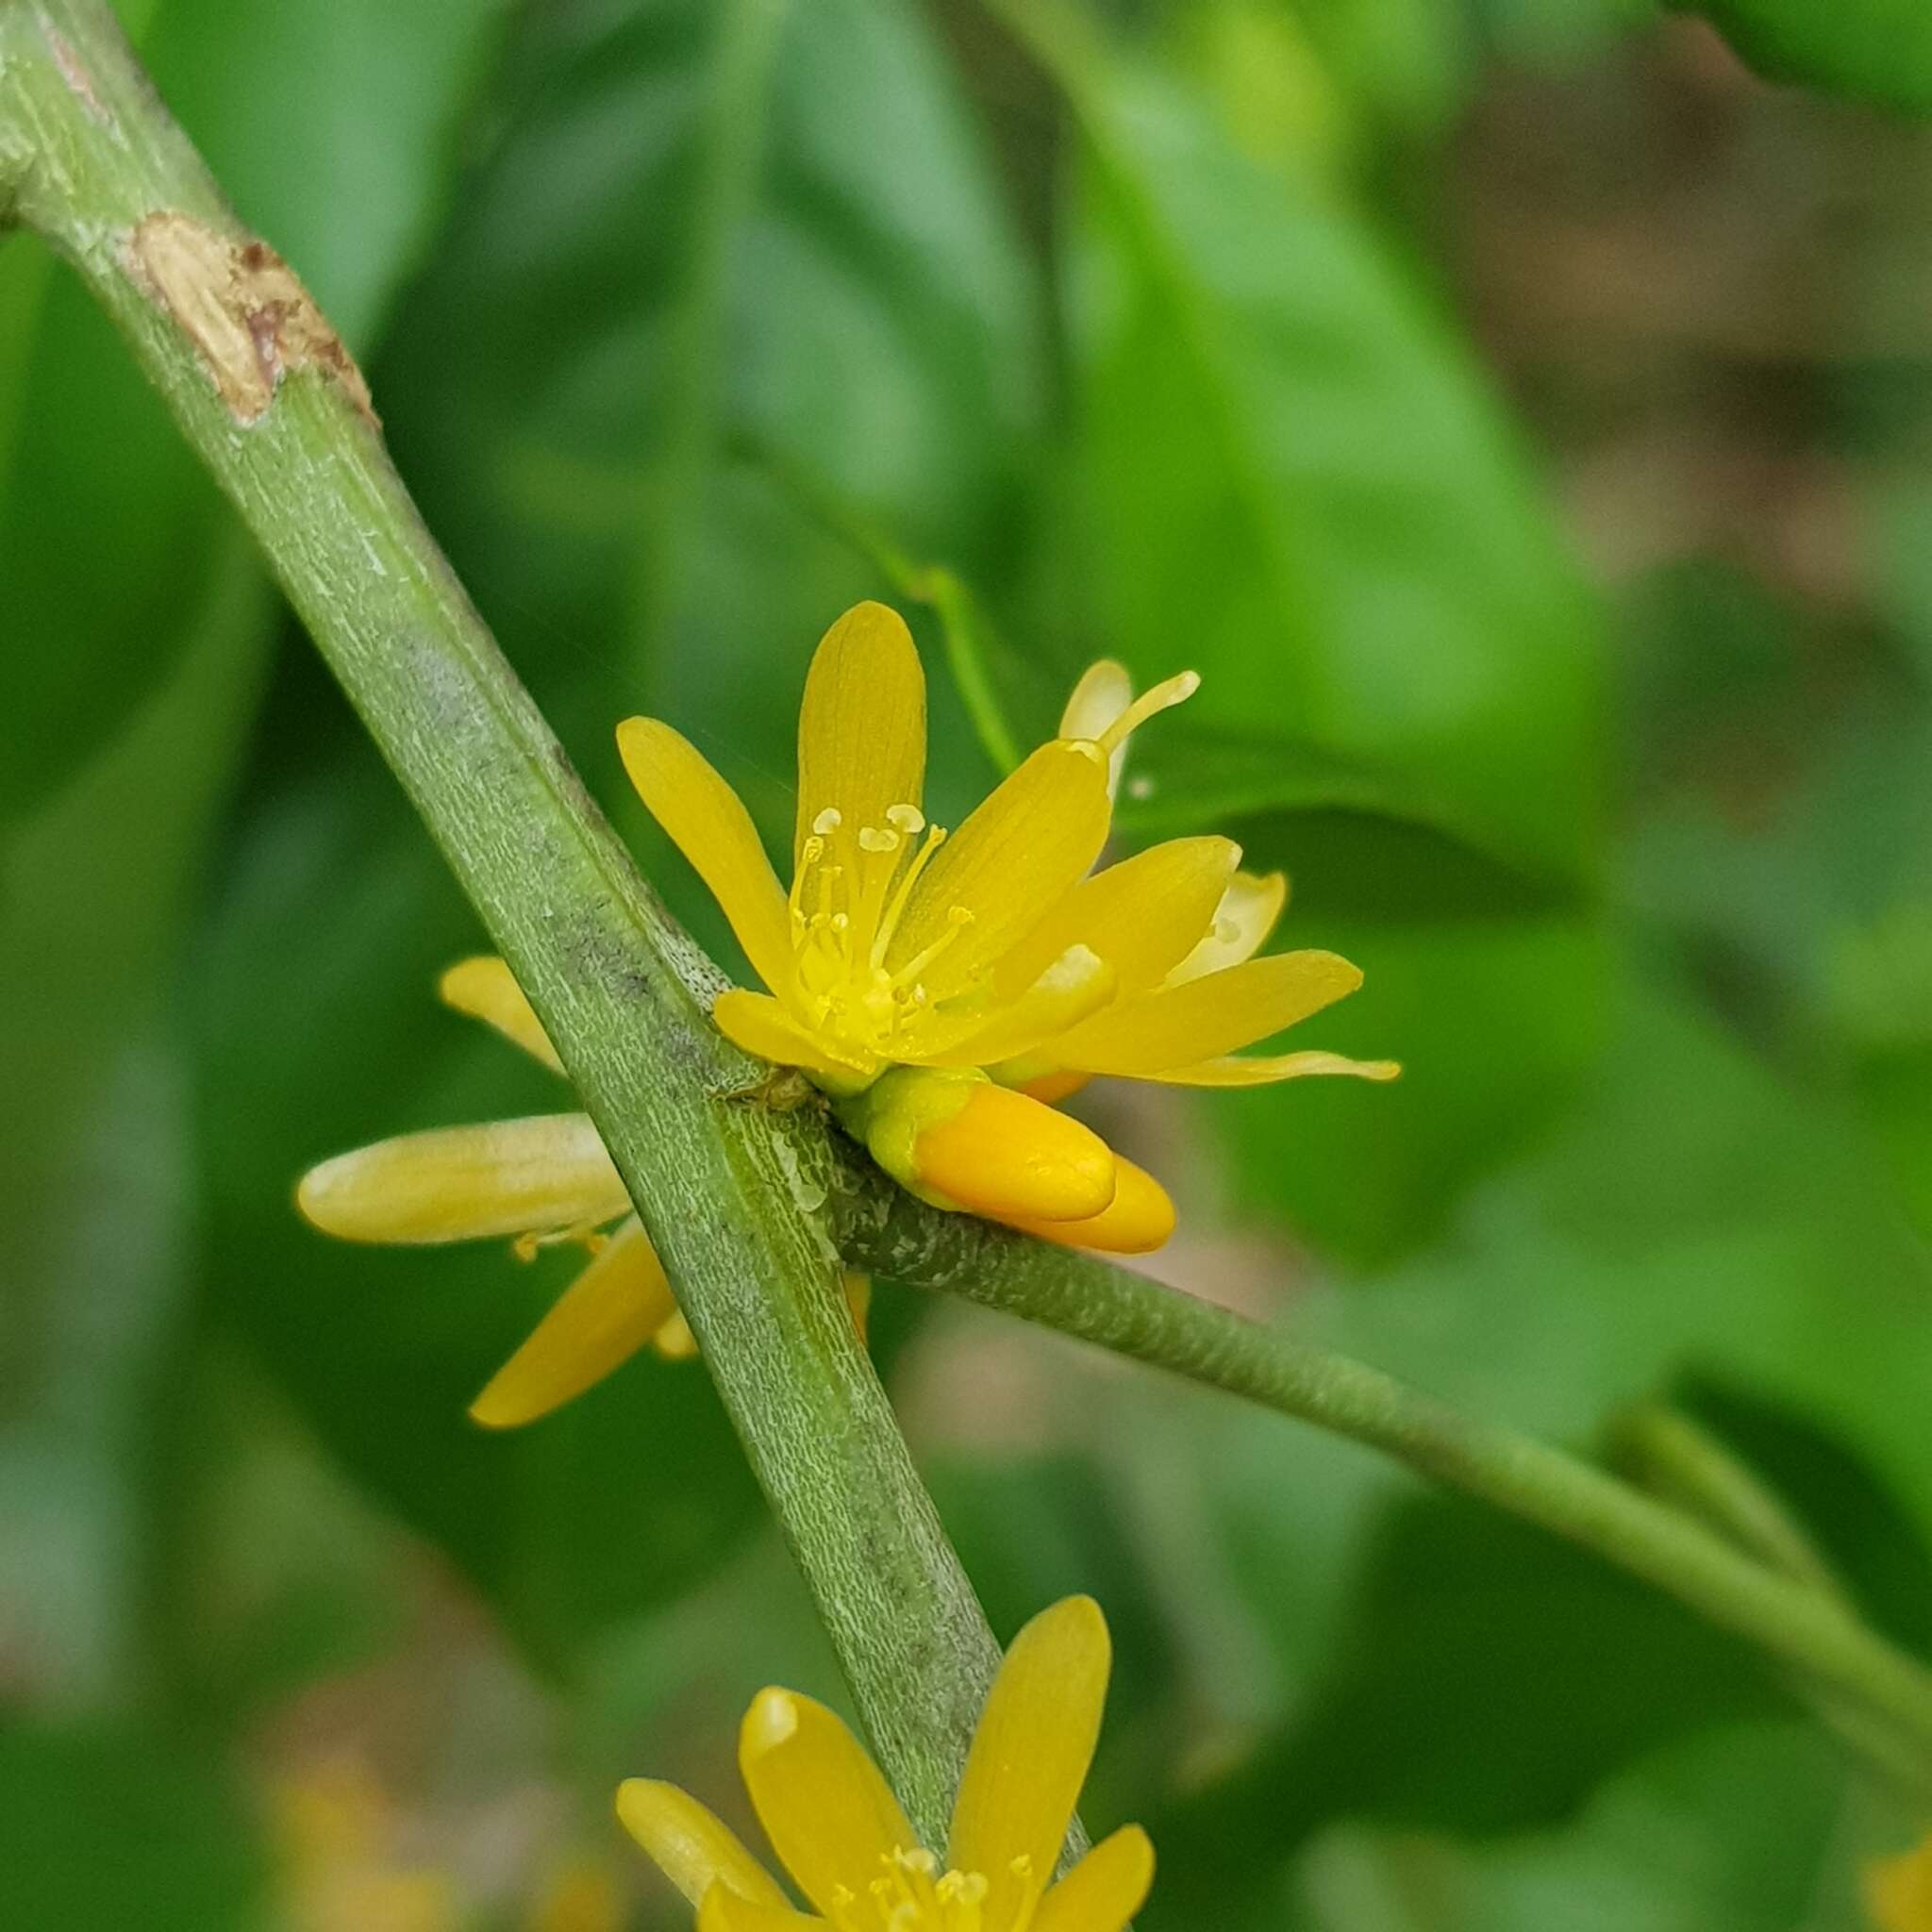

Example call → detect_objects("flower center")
827 1849 1043 1932
787 802 973 1053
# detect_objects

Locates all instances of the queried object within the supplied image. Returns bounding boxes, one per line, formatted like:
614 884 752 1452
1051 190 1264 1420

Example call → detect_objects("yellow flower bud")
1003 1154 1175 1256
841 1067 1117 1224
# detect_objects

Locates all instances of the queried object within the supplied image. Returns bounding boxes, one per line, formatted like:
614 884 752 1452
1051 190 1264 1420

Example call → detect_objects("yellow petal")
1143 1050 1401 1087
948 1596 1111 1927
1058 659 1133 743
841 1272 873 1345
991 839 1240 1003
1058 659 1134 798
910 1079 1116 1223
739 1689 919 1917
617 718 794 995
1867 1834 1932 1932
439 956 564 1073
889 741 1112 1005
794 602 925 863
697 1883 823 1932
1002 1157 1174 1255
651 1307 700 1360
614 1779 792 1913
1165 870 1288 986
712 989 875 1085
469 1218 675 1429
923 946 1116 1068
1009 1069 1091 1106
1049 951 1364 1076
1034 1826 1155 1932
295 1116 629 1244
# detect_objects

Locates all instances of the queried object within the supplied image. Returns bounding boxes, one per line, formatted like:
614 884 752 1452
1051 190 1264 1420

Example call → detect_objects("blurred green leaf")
1148 1493 1776 1924
1291 1721 1872 1932
0 1723 267 1931
0 0 508 820
1196 806 1607 1261
1690 0 1932 115
1033 6 1602 884
378 0 1039 767
0 554 269 1709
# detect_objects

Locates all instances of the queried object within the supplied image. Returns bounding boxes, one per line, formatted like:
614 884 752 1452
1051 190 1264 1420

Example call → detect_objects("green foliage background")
5 0 1932 1924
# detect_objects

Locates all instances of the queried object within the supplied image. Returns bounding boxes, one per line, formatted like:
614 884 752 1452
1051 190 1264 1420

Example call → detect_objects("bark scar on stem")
46 27 112 127
121 212 375 426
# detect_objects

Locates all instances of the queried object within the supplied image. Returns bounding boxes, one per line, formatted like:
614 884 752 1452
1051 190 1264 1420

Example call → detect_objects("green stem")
832 1174 1932 1774
1608 1404 1932 1802
0 0 996 1841
1608 1403 1846 1600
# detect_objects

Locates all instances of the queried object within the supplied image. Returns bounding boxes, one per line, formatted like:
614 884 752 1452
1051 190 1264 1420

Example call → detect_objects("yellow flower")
273 1754 462 1932
618 1594 1151 1932
295 956 869 1428
1869 1833 1932 1931
620 601 1395 1251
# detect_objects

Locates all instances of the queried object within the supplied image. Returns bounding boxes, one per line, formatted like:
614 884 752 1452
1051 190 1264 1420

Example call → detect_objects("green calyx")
833 1065 989 1210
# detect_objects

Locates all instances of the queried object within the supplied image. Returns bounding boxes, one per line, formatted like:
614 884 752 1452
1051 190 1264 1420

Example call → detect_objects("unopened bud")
840 1067 1117 1224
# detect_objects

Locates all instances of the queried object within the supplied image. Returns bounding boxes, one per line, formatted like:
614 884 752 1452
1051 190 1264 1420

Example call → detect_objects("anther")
812 807 843 835
858 825 901 854
886 803 925 834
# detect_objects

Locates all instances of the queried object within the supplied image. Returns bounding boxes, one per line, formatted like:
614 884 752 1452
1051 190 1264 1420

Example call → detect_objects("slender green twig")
1609 1404 1932 1802
1609 1402 1847 1600
831 1173 1932 1774
0 0 998 1843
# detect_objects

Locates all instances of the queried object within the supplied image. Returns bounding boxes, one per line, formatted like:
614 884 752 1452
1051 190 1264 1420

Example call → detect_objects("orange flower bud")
843 1068 1116 1224
1004 1155 1175 1255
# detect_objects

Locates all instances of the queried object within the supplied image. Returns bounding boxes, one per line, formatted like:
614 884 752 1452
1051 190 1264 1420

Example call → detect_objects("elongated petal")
794 602 925 861
1058 659 1133 797
949 1596 1110 1926
921 947 1116 1068
992 839 1239 1002
616 1780 793 1913
1165 871 1288 986
296 1116 629 1244
712 990 874 1083
1049 952 1363 1076
1058 659 1132 742
1034 1826 1155 1932
739 1689 919 1916
1002 1157 1174 1255
698 1884 824 1932
1141 1050 1401 1087
890 741 1111 1004
910 1081 1116 1223
618 718 794 995
470 1218 675 1429
440 956 563 1073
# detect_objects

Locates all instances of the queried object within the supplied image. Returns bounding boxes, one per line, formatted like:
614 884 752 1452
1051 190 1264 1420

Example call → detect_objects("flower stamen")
1091 669 1200 757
